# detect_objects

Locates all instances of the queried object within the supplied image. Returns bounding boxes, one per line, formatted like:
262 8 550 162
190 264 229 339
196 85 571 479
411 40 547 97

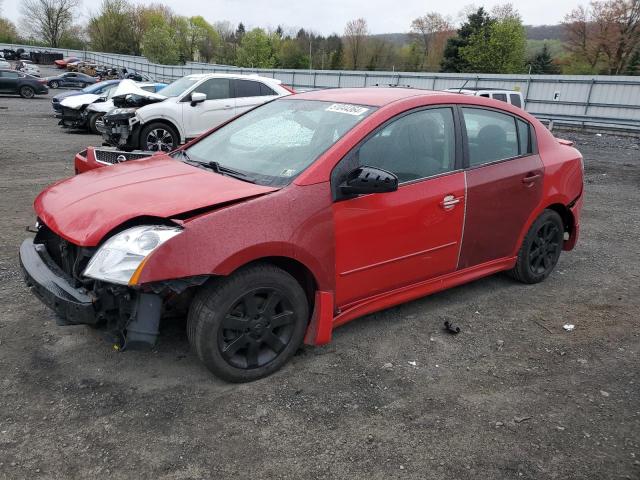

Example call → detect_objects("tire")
19 86 35 99
88 113 103 135
140 122 180 152
49 80 59 89
187 264 310 383
510 209 564 284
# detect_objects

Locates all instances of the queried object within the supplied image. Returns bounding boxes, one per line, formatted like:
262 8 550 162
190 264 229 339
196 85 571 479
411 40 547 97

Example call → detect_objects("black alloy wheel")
187 264 309 382
510 209 564 284
19 86 35 99
528 220 562 276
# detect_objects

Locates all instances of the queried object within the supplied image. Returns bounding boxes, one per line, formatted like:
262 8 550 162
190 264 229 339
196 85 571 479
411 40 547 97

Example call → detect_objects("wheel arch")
545 202 575 236
231 256 318 311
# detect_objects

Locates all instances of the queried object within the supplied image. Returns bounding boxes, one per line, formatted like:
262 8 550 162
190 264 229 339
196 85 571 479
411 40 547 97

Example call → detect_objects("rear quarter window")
510 94 522 108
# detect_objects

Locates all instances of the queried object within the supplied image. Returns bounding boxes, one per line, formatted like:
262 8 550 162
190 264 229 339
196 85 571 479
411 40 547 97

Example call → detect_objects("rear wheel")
140 122 179 152
19 86 35 99
187 264 310 382
510 210 564 284
49 80 59 89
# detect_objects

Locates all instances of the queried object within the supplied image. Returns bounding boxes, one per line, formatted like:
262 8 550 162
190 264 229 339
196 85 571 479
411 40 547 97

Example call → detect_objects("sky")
2 0 587 35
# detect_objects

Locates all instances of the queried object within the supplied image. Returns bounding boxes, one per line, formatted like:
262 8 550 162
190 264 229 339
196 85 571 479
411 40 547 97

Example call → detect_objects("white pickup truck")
101 73 294 152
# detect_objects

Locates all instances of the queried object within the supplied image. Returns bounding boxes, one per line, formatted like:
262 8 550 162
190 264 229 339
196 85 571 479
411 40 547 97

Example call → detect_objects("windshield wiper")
203 161 256 183
171 149 192 162
173 152 256 183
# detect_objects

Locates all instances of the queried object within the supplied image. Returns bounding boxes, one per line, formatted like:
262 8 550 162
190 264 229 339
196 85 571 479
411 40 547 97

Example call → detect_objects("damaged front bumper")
19 237 162 347
20 238 96 325
101 110 139 149
58 106 89 130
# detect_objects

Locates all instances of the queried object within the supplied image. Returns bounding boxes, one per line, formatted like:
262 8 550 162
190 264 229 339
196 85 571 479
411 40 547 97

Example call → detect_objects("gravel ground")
0 73 639 480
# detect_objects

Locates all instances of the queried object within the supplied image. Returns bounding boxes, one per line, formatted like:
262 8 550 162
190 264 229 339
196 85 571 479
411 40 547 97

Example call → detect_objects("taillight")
281 84 296 94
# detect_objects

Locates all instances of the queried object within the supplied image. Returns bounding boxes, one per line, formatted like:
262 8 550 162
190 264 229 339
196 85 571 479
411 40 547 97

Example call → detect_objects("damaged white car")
58 80 166 134
101 73 294 152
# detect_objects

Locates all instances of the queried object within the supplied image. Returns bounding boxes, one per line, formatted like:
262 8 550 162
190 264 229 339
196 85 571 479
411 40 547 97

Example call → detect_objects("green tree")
88 0 137 54
236 28 276 68
0 16 18 42
277 37 308 68
529 43 559 74
142 24 180 64
459 13 526 73
441 7 494 72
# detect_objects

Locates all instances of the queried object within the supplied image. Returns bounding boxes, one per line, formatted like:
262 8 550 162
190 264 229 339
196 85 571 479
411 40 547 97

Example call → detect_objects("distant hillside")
371 25 566 45
525 24 566 41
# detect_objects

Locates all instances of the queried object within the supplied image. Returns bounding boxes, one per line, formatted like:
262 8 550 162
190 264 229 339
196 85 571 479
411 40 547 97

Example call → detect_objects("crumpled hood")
60 93 101 109
35 156 278 246
110 79 166 108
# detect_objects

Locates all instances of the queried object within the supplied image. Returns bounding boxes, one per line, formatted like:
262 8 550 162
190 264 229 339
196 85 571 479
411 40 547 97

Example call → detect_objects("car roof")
183 73 282 84
291 87 457 107
445 87 521 94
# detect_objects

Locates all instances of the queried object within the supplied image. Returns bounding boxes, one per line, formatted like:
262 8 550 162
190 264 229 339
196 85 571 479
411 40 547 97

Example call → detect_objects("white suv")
101 73 293 151
445 88 525 109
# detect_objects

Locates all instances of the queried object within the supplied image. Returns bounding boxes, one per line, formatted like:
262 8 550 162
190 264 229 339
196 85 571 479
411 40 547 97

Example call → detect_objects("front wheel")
88 113 103 134
49 80 59 89
187 264 310 382
140 122 179 152
510 210 564 284
19 86 35 99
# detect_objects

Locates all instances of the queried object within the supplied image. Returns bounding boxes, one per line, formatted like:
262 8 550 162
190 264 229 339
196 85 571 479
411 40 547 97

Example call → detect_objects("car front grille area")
34 223 94 288
59 107 82 121
94 149 150 166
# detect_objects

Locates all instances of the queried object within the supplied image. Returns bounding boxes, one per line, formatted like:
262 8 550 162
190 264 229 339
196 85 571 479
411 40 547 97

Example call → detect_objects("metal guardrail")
2 43 640 132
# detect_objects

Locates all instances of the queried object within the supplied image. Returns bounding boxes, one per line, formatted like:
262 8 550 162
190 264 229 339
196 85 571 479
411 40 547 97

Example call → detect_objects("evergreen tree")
440 7 493 72
529 43 559 74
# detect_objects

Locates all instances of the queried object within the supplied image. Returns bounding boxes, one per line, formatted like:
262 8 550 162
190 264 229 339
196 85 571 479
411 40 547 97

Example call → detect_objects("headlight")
83 225 181 285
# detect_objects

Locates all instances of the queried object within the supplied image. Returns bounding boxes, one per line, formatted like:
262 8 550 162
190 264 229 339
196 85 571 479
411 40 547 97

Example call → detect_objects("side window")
3 71 19 78
234 79 262 98
492 93 508 103
356 108 456 183
259 83 276 96
479 93 490 98
510 94 522 108
516 119 532 155
193 78 231 100
462 108 519 166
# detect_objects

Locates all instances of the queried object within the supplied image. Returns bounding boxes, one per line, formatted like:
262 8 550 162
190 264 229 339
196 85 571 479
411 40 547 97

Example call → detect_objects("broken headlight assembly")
84 225 182 285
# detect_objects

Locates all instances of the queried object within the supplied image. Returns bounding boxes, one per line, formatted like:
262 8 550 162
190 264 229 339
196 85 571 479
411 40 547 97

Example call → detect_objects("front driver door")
182 78 235 138
332 107 466 307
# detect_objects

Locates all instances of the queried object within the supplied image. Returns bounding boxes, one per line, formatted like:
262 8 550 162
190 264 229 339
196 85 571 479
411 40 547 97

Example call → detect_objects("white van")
445 88 525 109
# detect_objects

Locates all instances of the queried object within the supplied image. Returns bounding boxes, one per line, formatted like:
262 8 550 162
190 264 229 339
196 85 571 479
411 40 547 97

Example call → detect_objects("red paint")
35 88 584 346
458 155 544 269
304 291 334 345
36 155 278 246
333 172 465 306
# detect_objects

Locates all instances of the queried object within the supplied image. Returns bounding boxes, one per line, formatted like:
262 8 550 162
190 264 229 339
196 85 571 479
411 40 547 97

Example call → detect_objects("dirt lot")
0 74 639 480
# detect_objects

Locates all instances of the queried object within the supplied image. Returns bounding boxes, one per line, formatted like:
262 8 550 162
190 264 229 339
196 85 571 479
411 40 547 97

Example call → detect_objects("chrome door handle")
440 195 461 210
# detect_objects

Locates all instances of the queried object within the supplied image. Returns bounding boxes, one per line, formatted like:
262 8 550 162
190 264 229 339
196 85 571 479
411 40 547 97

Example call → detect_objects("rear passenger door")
182 78 235 138
457 107 544 269
233 79 279 114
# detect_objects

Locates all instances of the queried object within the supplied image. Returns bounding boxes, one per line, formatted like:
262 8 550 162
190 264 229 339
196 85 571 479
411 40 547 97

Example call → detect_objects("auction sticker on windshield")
326 104 370 116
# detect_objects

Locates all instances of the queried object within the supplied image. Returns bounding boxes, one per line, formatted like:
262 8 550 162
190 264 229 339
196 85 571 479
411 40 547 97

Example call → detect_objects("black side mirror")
339 166 398 196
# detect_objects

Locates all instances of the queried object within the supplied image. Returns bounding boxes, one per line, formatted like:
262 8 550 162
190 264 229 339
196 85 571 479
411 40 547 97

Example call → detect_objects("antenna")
457 79 470 93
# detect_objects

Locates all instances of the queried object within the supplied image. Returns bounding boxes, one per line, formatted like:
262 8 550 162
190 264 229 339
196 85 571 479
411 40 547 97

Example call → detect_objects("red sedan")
53 57 79 69
20 88 583 382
